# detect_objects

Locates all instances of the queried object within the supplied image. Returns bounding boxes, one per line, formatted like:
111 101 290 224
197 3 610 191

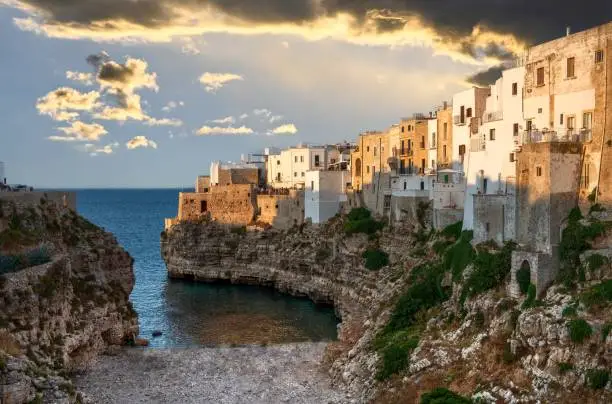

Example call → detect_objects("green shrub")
315 246 332 261
444 231 475 281
561 305 577 318
586 254 608 271
558 216 606 286
581 280 612 309
463 242 516 299
376 340 414 380
602 323 611 341
567 319 592 343
433 239 453 256
362 248 389 271
522 284 536 309
441 221 463 240
420 387 472 404
589 203 605 214
347 207 371 222
501 342 516 364
516 264 531 295
586 369 609 390
558 362 574 374
344 217 384 235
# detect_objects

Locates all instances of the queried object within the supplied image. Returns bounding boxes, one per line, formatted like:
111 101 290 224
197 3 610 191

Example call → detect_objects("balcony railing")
453 115 466 125
482 110 503 123
522 129 592 144
399 149 414 157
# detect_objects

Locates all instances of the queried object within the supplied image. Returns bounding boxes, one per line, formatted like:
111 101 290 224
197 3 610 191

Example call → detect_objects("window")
489 129 496 140
383 195 391 209
420 181 425 190
443 145 447 159
536 166 542 177
314 154 320 166
401 126 405 133
276 160 280 165
595 50 604 64
300 155 304 163
276 173 281 182
403 181 407 190
421 159 425 173
301 172 305 177
431 160 435 169
509 153 515 162
401 140 405 154
466 108 472 118
443 123 448 140
567 57 575 78
485 222 490 233
294 156 298 163
513 123 519 136
366 146 370 152
459 144 466 155
294 172 297 177
512 82 518 95
536 67 545 86
582 163 591 188
444 175 449 183
421 136 425 149
483 178 488 194
460 106 465 123
583 112 593 130
431 132 436 147
373 147 377 156
538 108 543 114
567 116 576 134
200 200 208 213
366 166 370 174
560 113 564 125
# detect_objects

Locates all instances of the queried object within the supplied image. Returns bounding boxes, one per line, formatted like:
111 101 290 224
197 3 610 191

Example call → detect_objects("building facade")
351 131 392 191
436 103 453 168
266 145 330 189
305 170 350 224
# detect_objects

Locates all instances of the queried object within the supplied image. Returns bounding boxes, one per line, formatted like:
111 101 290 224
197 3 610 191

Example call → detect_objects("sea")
75 189 338 348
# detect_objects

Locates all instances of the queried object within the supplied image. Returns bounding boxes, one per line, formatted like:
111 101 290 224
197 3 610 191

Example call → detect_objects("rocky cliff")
162 211 611 403
0 197 138 403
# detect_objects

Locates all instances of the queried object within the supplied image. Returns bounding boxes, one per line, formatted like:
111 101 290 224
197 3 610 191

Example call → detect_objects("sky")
0 1 609 188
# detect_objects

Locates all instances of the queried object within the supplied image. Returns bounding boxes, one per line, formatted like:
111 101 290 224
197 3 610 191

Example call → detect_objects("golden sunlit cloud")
48 120 108 142
196 125 254 136
270 123 297 135
66 71 94 86
126 135 158 150
199 72 244 93
36 87 101 121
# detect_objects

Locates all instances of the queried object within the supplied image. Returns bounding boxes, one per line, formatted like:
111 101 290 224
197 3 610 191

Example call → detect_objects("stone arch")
516 260 531 294
355 158 362 177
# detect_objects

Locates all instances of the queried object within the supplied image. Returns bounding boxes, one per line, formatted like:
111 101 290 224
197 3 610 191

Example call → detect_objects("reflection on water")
163 280 339 347
76 189 339 348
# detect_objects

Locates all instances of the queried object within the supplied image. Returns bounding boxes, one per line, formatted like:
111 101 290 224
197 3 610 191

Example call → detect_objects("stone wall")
177 185 257 226
361 172 392 217
218 168 260 186
196 176 211 193
0 191 76 211
515 142 582 253
509 250 558 297
390 194 430 226
433 208 463 230
256 191 304 230
473 193 516 245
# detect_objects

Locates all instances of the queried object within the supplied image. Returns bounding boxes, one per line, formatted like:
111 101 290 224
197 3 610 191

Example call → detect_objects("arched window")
355 158 362 177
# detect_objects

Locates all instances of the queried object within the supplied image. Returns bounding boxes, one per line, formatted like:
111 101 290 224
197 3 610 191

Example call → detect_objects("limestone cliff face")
0 198 138 403
162 217 611 403
161 219 417 401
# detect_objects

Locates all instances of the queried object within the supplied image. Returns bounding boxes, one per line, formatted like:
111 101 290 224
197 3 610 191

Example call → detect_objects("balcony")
482 110 503 123
453 115 466 125
399 149 414 157
522 128 592 144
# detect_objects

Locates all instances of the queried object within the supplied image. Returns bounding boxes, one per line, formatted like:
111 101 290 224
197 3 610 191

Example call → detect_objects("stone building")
398 115 431 174
210 161 261 187
521 22 612 207
350 130 392 192
436 103 453 169
305 170 350 224
256 190 305 229
195 176 211 193
509 142 583 297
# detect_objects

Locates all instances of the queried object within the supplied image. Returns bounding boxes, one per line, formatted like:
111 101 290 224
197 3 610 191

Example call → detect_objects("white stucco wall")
305 170 349 223
463 67 524 229
452 88 478 173
266 146 328 189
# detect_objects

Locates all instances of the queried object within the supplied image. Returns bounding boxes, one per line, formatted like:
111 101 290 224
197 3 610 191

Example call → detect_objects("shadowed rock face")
0 199 138 403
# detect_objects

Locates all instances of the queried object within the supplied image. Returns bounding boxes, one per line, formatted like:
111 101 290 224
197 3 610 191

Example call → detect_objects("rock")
152 330 163 338
134 338 149 347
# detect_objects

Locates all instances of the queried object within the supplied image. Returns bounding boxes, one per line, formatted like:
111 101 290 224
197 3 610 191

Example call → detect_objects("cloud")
270 123 297 135
208 116 235 125
161 100 184 112
196 125 254 136
180 37 202 55
465 64 506 86
253 108 282 123
66 70 94 85
199 72 244 93
80 142 119 156
145 117 183 126
12 1 606 64
48 120 108 142
239 113 249 120
36 87 101 121
126 135 158 149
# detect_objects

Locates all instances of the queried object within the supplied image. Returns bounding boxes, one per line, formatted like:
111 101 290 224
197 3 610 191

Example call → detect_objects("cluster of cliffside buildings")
167 22 612 296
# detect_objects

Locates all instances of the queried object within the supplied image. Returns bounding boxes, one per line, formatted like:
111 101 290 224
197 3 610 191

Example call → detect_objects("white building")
266 145 332 189
451 87 491 173
427 118 438 172
305 170 350 224
463 66 525 230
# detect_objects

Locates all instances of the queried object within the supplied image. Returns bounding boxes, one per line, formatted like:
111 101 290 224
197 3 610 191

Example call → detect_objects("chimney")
566 26 571 36
429 111 433 118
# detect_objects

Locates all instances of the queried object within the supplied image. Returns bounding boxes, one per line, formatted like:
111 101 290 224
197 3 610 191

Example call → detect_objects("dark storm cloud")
465 64 506 86
10 0 612 48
